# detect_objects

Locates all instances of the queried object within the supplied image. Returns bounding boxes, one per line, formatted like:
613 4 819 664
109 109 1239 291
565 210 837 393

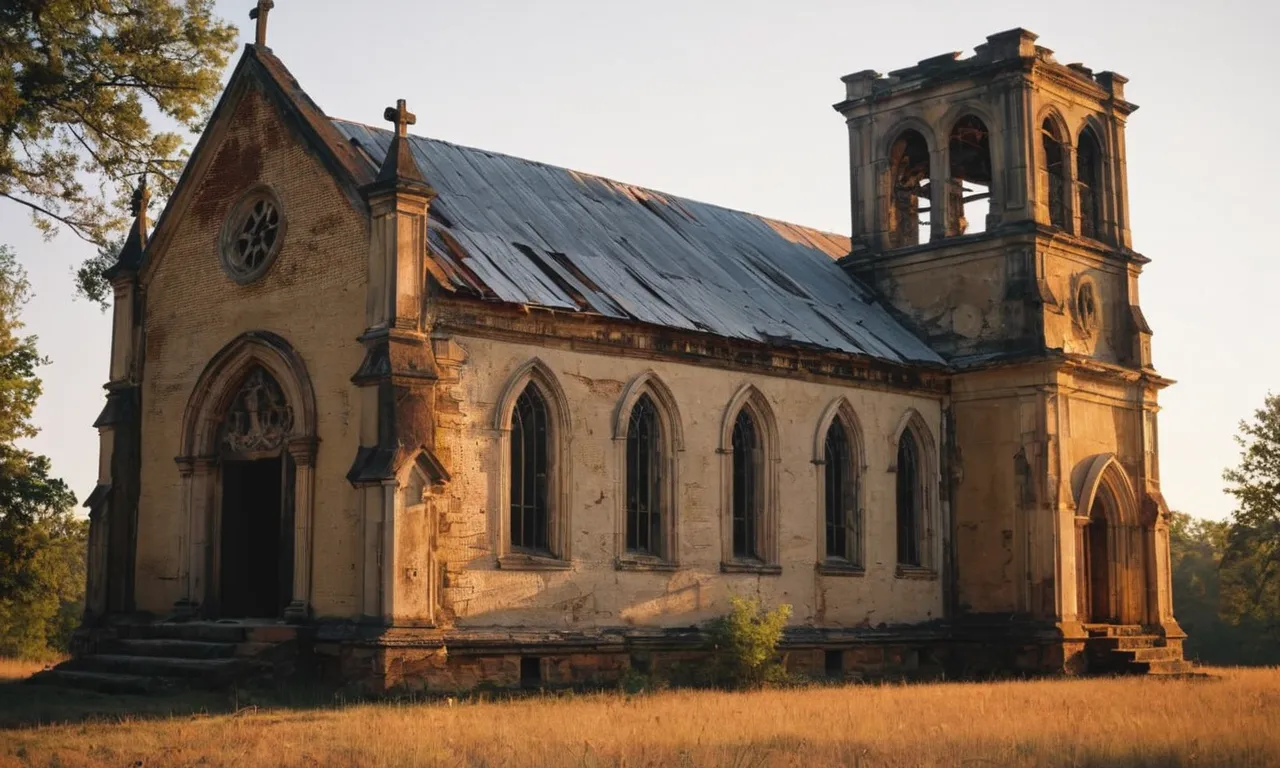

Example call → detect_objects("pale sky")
4 0 1276 521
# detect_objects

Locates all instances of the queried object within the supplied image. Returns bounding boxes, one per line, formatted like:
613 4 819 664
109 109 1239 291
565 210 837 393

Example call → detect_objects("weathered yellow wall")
134 82 367 617
432 334 945 629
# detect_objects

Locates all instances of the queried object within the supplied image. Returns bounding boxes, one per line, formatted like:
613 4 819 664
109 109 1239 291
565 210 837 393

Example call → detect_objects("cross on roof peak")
250 0 274 48
384 99 417 138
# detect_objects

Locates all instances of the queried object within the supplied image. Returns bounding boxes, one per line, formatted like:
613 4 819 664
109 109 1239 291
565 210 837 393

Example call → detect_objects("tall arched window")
732 409 761 560
823 419 858 562
1077 126 1104 240
896 430 922 567
1042 118 1067 229
888 129 932 248
625 394 662 556
947 115 992 236
510 384 550 553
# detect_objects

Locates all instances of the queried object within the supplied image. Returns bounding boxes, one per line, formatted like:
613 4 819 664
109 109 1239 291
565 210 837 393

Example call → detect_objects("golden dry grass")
2 668 1278 767
0 657 60 682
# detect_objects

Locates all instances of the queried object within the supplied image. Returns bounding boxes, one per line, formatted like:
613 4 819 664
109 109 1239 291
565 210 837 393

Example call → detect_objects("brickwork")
135 81 367 617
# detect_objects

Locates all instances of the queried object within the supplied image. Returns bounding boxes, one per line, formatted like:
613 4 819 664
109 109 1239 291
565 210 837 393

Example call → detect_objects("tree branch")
0 192 102 245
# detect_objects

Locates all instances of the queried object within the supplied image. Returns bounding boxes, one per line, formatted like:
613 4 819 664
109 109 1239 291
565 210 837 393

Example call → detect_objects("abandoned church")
55 12 1191 693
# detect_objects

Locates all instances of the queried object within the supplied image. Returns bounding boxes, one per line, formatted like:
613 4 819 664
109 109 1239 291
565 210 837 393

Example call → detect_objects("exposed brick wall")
135 81 367 617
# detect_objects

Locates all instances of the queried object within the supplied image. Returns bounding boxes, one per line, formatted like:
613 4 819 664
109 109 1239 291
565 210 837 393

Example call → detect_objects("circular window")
1075 280 1099 334
219 187 286 283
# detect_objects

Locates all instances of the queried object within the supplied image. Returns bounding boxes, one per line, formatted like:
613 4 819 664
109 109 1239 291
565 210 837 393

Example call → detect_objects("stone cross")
250 0 274 48
384 99 416 138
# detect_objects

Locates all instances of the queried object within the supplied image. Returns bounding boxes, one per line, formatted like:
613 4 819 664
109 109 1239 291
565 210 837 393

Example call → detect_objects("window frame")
493 359 572 570
612 371 683 570
889 409 939 579
719 384 780 574
813 398 865 576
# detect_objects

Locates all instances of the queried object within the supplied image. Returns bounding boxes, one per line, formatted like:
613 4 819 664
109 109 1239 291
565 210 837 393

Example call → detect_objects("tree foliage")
1220 393 1280 643
1169 511 1279 665
0 0 237 301
0 245 80 658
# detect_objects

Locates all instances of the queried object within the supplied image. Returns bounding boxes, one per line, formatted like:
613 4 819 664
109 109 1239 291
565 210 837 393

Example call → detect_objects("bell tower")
835 29 1181 669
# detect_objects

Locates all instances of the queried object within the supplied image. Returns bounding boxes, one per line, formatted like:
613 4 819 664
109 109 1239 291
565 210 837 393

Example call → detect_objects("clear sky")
3 0 1276 520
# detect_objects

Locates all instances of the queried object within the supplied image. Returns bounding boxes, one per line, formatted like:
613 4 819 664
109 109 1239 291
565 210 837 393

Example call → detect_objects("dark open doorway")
218 455 294 618
1085 499 1111 623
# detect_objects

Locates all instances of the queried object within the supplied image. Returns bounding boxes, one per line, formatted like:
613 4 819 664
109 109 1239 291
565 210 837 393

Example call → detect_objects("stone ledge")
816 560 866 577
720 561 783 576
615 557 679 572
894 565 939 581
497 553 572 571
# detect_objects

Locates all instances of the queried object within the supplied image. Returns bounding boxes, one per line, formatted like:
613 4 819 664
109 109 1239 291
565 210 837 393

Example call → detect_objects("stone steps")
28 669 172 695
101 638 239 659
29 621 298 695
1083 625 1192 676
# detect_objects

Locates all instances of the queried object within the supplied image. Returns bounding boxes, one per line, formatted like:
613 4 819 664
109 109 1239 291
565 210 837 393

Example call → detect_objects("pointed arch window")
1077 126 1104 240
896 430 922 567
823 419 860 563
732 410 761 560
625 394 662 556
1041 118 1068 229
510 384 550 553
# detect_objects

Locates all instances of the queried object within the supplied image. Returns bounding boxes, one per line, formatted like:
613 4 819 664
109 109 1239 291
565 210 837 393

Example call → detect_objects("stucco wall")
432 334 946 630
134 81 367 617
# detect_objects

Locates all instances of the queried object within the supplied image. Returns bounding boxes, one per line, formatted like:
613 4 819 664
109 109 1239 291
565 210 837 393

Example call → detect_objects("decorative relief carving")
1072 276 1099 336
221 367 294 453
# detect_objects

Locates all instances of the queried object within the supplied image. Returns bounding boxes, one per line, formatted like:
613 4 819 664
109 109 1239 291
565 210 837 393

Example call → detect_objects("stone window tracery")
221 367 294 454
219 187 286 283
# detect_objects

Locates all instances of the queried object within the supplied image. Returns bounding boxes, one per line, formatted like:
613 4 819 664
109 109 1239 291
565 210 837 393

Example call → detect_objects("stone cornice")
433 297 951 398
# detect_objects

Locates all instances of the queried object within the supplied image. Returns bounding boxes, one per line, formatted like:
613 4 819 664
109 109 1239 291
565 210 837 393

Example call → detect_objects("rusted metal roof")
333 120 942 365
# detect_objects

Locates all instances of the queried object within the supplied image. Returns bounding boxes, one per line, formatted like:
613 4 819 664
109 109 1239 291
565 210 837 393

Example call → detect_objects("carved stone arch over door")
176 331 318 622
1072 453 1153 626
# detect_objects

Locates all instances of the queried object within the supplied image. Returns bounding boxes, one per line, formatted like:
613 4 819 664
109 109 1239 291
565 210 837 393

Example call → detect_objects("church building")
72 9 1188 691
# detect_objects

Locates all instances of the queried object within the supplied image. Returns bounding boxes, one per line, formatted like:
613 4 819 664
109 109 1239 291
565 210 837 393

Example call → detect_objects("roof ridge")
329 117 850 247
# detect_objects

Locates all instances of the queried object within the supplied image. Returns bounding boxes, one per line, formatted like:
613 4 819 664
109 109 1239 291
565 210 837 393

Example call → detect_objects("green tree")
705 597 792 689
0 245 80 658
0 0 238 302
1221 394 1280 648
0 447 82 659
1169 511 1279 665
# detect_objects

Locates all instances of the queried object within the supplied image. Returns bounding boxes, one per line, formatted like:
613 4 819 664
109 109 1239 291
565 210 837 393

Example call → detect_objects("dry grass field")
1 666 1277 767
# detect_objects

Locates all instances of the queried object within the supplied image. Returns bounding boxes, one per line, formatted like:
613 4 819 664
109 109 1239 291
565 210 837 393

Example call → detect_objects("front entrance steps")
29 621 298 694
1083 624 1193 676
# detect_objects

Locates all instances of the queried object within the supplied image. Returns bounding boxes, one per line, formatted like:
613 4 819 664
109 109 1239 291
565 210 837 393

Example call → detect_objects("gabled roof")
334 121 942 365
134 44 940 366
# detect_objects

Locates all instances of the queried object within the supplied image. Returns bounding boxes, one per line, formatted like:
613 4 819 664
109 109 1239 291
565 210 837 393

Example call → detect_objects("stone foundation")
305 622 1126 694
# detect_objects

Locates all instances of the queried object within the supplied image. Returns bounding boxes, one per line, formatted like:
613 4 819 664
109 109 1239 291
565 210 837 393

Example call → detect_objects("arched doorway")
1074 454 1152 626
177 332 318 622
1083 493 1112 623
216 366 295 618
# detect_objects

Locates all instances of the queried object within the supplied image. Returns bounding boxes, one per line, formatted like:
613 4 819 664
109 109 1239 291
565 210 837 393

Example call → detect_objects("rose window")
219 187 286 283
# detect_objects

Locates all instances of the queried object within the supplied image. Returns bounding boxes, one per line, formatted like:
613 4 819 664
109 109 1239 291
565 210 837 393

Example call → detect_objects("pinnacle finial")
130 173 150 218
250 0 274 48
384 99 417 138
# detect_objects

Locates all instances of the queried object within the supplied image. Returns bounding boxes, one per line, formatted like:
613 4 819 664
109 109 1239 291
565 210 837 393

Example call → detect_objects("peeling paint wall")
135 82 367 617
431 334 945 630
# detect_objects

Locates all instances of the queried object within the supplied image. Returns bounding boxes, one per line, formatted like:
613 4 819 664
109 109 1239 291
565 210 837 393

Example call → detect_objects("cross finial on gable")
250 0 274 48
384 99 416 138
